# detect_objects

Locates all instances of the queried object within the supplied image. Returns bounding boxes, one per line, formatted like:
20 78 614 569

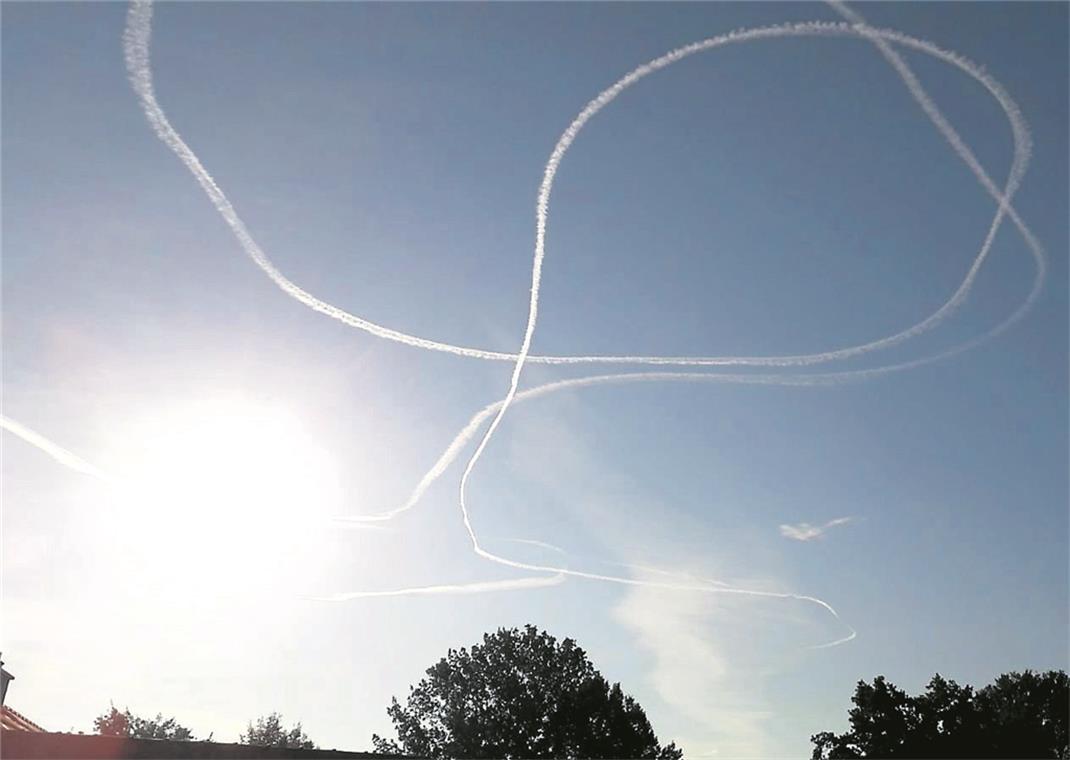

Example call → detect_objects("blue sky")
2 2 1066 757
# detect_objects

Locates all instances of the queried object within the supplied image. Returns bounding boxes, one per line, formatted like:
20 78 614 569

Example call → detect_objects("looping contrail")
122 1 1044 647
121 4 1043 369
442 2 1041 651
3 1 1043 651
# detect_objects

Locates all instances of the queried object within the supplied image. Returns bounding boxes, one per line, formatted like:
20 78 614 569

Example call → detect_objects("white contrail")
333 370 829 524
310 572 566 601
0 415 112 482
315 537 570 601
690 575 858 649
336 320 1034 529
111 1 1048 649
0 415 563 598
827 2 1047 357
123 6 1043 370
495 537 569 558
319 553 859 648
443 7 1041 654
333 322 1036 634
327 324 1032 645
606 562 732 588
2 347 1031 637
0 343 992 503
831 1 1036 246
331 376 863 644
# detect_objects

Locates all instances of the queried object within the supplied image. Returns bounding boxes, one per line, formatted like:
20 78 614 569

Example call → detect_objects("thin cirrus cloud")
779 517 854 542
614 576 778 759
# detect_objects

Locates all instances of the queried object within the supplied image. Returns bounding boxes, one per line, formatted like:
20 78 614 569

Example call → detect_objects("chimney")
1 653 13 706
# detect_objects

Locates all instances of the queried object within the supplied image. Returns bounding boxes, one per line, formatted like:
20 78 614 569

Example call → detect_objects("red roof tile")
1 704 45 732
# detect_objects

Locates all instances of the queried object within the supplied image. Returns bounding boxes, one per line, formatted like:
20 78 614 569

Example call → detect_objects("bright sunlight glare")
104 398 342 592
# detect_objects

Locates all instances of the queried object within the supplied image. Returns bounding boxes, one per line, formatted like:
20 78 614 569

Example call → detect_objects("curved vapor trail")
443 4 1040 652
0 393 840 634
334 371 839 524
111 2 1046 647
311 564 857 650
328 335 1009 639
122 6 1043 369
335 317 1047 529
831 2 1042 258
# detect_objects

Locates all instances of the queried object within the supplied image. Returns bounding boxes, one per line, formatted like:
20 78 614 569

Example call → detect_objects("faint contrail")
123 6 1043 370
310 572 566 601
690 574 857 649
605 562 732 588
315 537 568 601
498 537 568 555
0 415 112 482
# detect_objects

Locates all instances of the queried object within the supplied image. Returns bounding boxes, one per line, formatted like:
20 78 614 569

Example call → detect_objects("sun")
107 397 341 591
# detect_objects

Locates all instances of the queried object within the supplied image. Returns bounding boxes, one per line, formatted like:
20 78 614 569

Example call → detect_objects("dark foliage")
372 624 682 759
811 670 1069 759
93 704 196 741
239 712 317 749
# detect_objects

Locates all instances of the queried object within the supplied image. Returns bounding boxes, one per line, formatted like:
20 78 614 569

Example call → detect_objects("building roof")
1 704 46 732
0 731 400 759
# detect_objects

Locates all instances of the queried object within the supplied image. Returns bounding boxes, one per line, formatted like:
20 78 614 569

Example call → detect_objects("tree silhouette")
372 624 682 759
239 712 317 749
93 704 196 741
811 670 1069 759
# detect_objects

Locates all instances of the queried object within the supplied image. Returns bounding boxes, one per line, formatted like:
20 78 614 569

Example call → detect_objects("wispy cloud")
779 516 853 542
614 576 775 759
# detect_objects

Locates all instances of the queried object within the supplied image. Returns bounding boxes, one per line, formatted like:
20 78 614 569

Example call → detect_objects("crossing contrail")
121 4 1043 370
336 326 1039 526
322 2 1037 646
434 3 1041 652
2 1 1044 650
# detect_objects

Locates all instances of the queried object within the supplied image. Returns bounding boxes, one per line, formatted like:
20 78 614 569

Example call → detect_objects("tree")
811 670 1069 759
372 624 682 759
93 704 196 741
240 712 317 749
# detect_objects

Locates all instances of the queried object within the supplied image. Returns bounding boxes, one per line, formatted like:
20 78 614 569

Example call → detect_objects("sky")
2 2 1067 757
